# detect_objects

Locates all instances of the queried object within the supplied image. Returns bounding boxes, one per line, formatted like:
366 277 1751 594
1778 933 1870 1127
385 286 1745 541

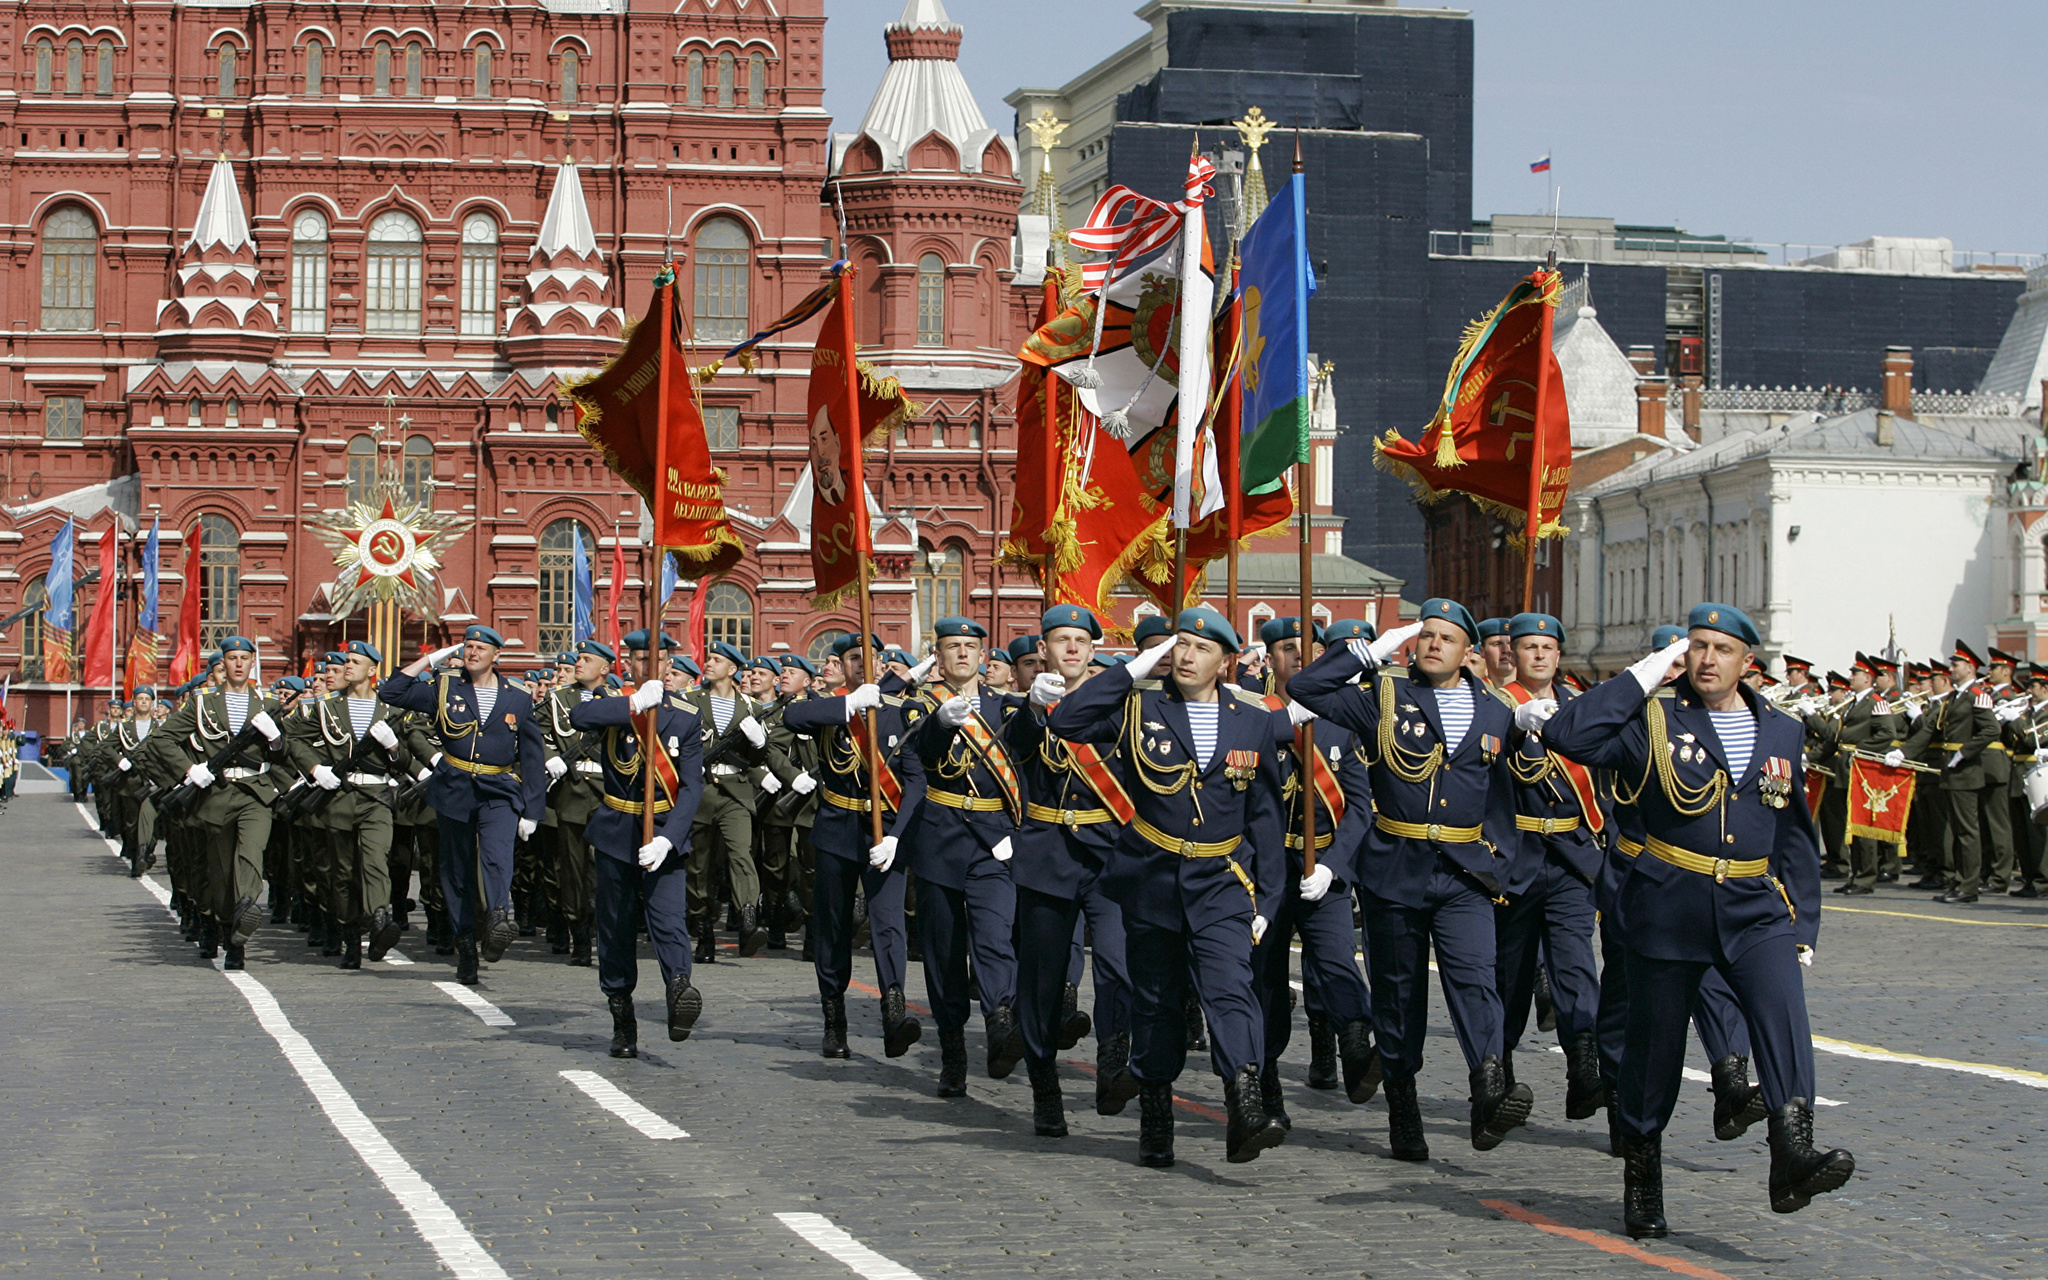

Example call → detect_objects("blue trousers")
438 799 517 937
918 858 1018 1032
1257 881 1372 1062
1617 934 1817 1139
813 852 908 1000
1496 857 1600 1053
1362 868 1502 1079
594 852 691 996
1126 915 1263 1082
1017 878 1130 1062
1597 913 1751 1084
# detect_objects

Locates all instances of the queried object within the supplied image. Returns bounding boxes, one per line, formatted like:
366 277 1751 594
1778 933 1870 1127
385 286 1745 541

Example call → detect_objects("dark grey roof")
1581 407 2008 497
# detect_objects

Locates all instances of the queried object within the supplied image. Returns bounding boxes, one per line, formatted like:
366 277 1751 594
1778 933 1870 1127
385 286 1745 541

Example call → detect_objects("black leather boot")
985 1005 1024 1079
1339 1017 1383 1104
607 992 637 1059
936 1026 969 1097
736 905 767 958
1259 1062 1291 1132
548 917 569 954
1565 1030 1609 1120
321 910 343 956
1622 1131 1668 1238
1607 1103 1623 1157
821 993 851 1059
366 906 400 963
1027 1057 1068 1137
1533 965 1557 1033
570 927 592 967
222 943 246 971
305 909 324 949
481 906 515 964
1095 1032 1139 1115
692 918 718 965
269 889 291 926
1470 1054 1534 1151
666 975 702 1042
199 919 219 960
1223 1063 1285 1163
1384 1075 1429 1161
882 986 922 1058
1058 982 1092 1050
1137 1080 1175 1168
340 925 363 970
1767 1099 1855 1213
1306 1012 1339 1090
455 933 480 986
1711 1054 1768 1141
514 892 534 937
229 896 261 946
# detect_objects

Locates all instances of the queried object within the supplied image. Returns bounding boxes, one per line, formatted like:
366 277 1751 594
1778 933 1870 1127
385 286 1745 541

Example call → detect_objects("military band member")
1891 643 1998 903
1981 646 2023 895
2004 665 2048 898
1540 604 1852 1238
379 625 548 985
1047 607 1287 1168
759 654 824 951
684 641 772 960
1820 656 1905 896
540 641 614 965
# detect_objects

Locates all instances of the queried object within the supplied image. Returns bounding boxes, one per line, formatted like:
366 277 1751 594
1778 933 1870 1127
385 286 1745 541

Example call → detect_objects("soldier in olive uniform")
105 687 163 877
759 654 824 951
1892 642 1999 903
539 640 614 965
683 641 772 960
2003 664 2048 897
1817 656 1905 896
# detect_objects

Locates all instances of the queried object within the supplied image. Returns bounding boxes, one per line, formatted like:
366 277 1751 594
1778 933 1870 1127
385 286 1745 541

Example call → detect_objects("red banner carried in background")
1003 268 1067 588
167 528 201 685
1846 755 1918 846
1375 268 1572 543
80 526 116 688
125 631 159 699
1805 771 1827 819
803 278 918 609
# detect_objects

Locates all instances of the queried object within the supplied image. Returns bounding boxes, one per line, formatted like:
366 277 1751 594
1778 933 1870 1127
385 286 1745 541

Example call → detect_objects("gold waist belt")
446 755 512 776
1617 836 1645 857
1645 835 1767 882
1026 803 1114 826
603 793 673 816
1285 830 1336 851
824 789 894 814
1514 814 1581 835
925 788 1008 812
1132 815 1240 858
1375 815 1484 844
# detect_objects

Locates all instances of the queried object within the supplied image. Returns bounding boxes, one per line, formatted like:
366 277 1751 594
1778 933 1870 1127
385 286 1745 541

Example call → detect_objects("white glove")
869 835 898 871
517 818 538 841
1514 698 1558 731
312 764 342 791
1948 750 1964 769
991 836 1014 862
637 836 673 871
1628 638 1691 697
1124 634 1179 680
544 755 568 782
1363 621 1424 666
1029 672 1066 708
416 766 434 782
843 683 883 717
629 680 664 713
791 771 817 795
1287 701 1318 727
1251 914 1269 945
908 653 938 683
427 643 463 666
740 716 767 748
1299 863 1333 901
1997 701 2025 722
184 763 215 789
937 694 974 728
250 711 280 742
1797 945 1814 969
1883 748 1905 768
429 752 442 767
118 757 133 772
369 721 399 751
759 771 782 795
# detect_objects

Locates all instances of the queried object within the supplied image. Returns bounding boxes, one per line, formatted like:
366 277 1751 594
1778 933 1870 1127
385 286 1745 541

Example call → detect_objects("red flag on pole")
1846 755 1918 846
685 575 712 663
607 533 625 657
80 526 117 688
168 528 201 684
1003 267 1068 593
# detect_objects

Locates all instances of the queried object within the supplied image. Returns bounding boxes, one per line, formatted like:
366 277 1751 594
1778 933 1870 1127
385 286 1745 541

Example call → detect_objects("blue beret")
346 640 384 664
706 641 748 669
985 650 1014 667
132 685 156 699
1687 602 1759 647
1132 615 1173 645
555 651 577 665
206 652 223 669
577 640 616 663
779 654 820 677
464 625 505 648
933 616 987 641
1258 616 1326 647
1649 625 1686 649
748 656 780 674
322 650 346 665
622 629 681 651
1041 605 1102 640
276 676 309 693
885 650 914 667
604 674 623 690
1089 652 1118 668
1175 606 1241 653
1006 635 1042 664
829 632 884 659
1477 617 1511 641
1419 598 1477 643
1508 613 1564 647
219 636 256 655
673 655 702 677
1324 619 1376 643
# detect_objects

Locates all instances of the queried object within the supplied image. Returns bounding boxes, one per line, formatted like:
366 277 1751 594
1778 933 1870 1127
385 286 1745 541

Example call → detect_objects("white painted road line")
776 1213 923 1280
560 1070 689 1140
434 982 516 1027
1814 1034 2048 1090
383 949 416 966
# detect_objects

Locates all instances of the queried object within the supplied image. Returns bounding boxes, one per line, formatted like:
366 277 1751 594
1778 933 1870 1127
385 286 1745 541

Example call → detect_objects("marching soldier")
539 640 614 966
683 640 772 961
379 625 548 984
1046 607 1288 1168
106 687 163 877
1540 604 1853 1238
62 716 89 800
1891 643 1997 904
1476 617 1514 687
2003 664 2048 898
1981 646 2024 895
759 654 824 952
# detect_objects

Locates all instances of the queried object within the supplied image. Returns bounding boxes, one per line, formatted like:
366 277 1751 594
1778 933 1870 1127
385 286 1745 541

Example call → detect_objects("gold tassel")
1433 423 1461 470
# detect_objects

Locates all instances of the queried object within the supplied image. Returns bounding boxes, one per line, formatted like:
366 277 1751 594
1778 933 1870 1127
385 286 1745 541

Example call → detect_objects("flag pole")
1224 251 1243 643
642 273 679 848
1292 131 1316 879
1522 252 1556 614
838 264 885 846
1043 252 1061 614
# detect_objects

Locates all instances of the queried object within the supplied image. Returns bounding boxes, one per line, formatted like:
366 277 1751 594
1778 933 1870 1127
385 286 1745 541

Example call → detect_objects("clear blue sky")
821 0 2047 253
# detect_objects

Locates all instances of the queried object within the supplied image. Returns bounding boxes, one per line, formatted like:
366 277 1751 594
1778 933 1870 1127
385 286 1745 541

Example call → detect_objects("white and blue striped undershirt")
473 685 499 725
1434 683 1474 753
708 694 736 735
346 697 378 742
1185 701 1220 769
1708 708 1757 782
223 690 250 734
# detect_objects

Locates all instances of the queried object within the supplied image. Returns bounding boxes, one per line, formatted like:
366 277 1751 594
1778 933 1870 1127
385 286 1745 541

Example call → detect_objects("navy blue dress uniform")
1493 613 1607 1120
1004 605 1136 1130
782 633 929 1060
569 684 706 1056
908 616 1026 1096
1046 607 1288 1167
378 625 548 980
1543 603 1853 1237
1289 597 1534 1161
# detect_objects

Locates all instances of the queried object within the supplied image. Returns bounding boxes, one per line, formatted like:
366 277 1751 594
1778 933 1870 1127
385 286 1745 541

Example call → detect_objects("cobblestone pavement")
2 791 2042 1279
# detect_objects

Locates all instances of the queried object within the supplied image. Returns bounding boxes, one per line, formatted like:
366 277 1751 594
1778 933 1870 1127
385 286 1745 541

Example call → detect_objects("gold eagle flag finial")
1232 106 1276 153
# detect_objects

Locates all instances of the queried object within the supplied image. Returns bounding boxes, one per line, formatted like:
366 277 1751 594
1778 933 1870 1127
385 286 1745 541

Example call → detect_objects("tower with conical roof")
501 159 624 372
154 154 279 364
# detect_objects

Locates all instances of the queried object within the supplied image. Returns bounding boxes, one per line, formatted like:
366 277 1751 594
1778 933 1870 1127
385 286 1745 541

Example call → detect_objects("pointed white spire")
536 159 598 258
894 0 957 30
188 153 251 253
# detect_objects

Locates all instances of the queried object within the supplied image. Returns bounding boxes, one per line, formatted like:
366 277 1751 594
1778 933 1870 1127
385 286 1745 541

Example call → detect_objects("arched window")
198 514 241 652
188 397 203 427
692 216 749 343
686 51 703 105
917 253 946 346
748 52 765 107
34 39 52 94
402 435 435 505
966 415 982 447
459 213 499 336
404 41 422 96
537 518 594 656
21 574 47 680
364 209 422 334
705 582 752 656
224 397 241 429
39 207 97 331
96 40 114 95
716 50 734 107
65 39 83 94
372 42 392 96
807 629 850 667
305 39 323 94
290 208 328 333
560 48 578 103
913 544 964 650
345 434 377 504
217 44 237 97
472 44 491 96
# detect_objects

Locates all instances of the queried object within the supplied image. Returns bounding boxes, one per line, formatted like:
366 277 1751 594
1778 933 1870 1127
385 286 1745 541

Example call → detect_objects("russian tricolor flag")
1529 154 1551 173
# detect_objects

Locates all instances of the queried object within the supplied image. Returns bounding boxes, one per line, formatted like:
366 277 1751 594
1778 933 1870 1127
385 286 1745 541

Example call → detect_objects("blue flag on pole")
572 526 595 644
137 518 160 633
659 551 681 608
1235 170 1316 494
45 518 75 632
